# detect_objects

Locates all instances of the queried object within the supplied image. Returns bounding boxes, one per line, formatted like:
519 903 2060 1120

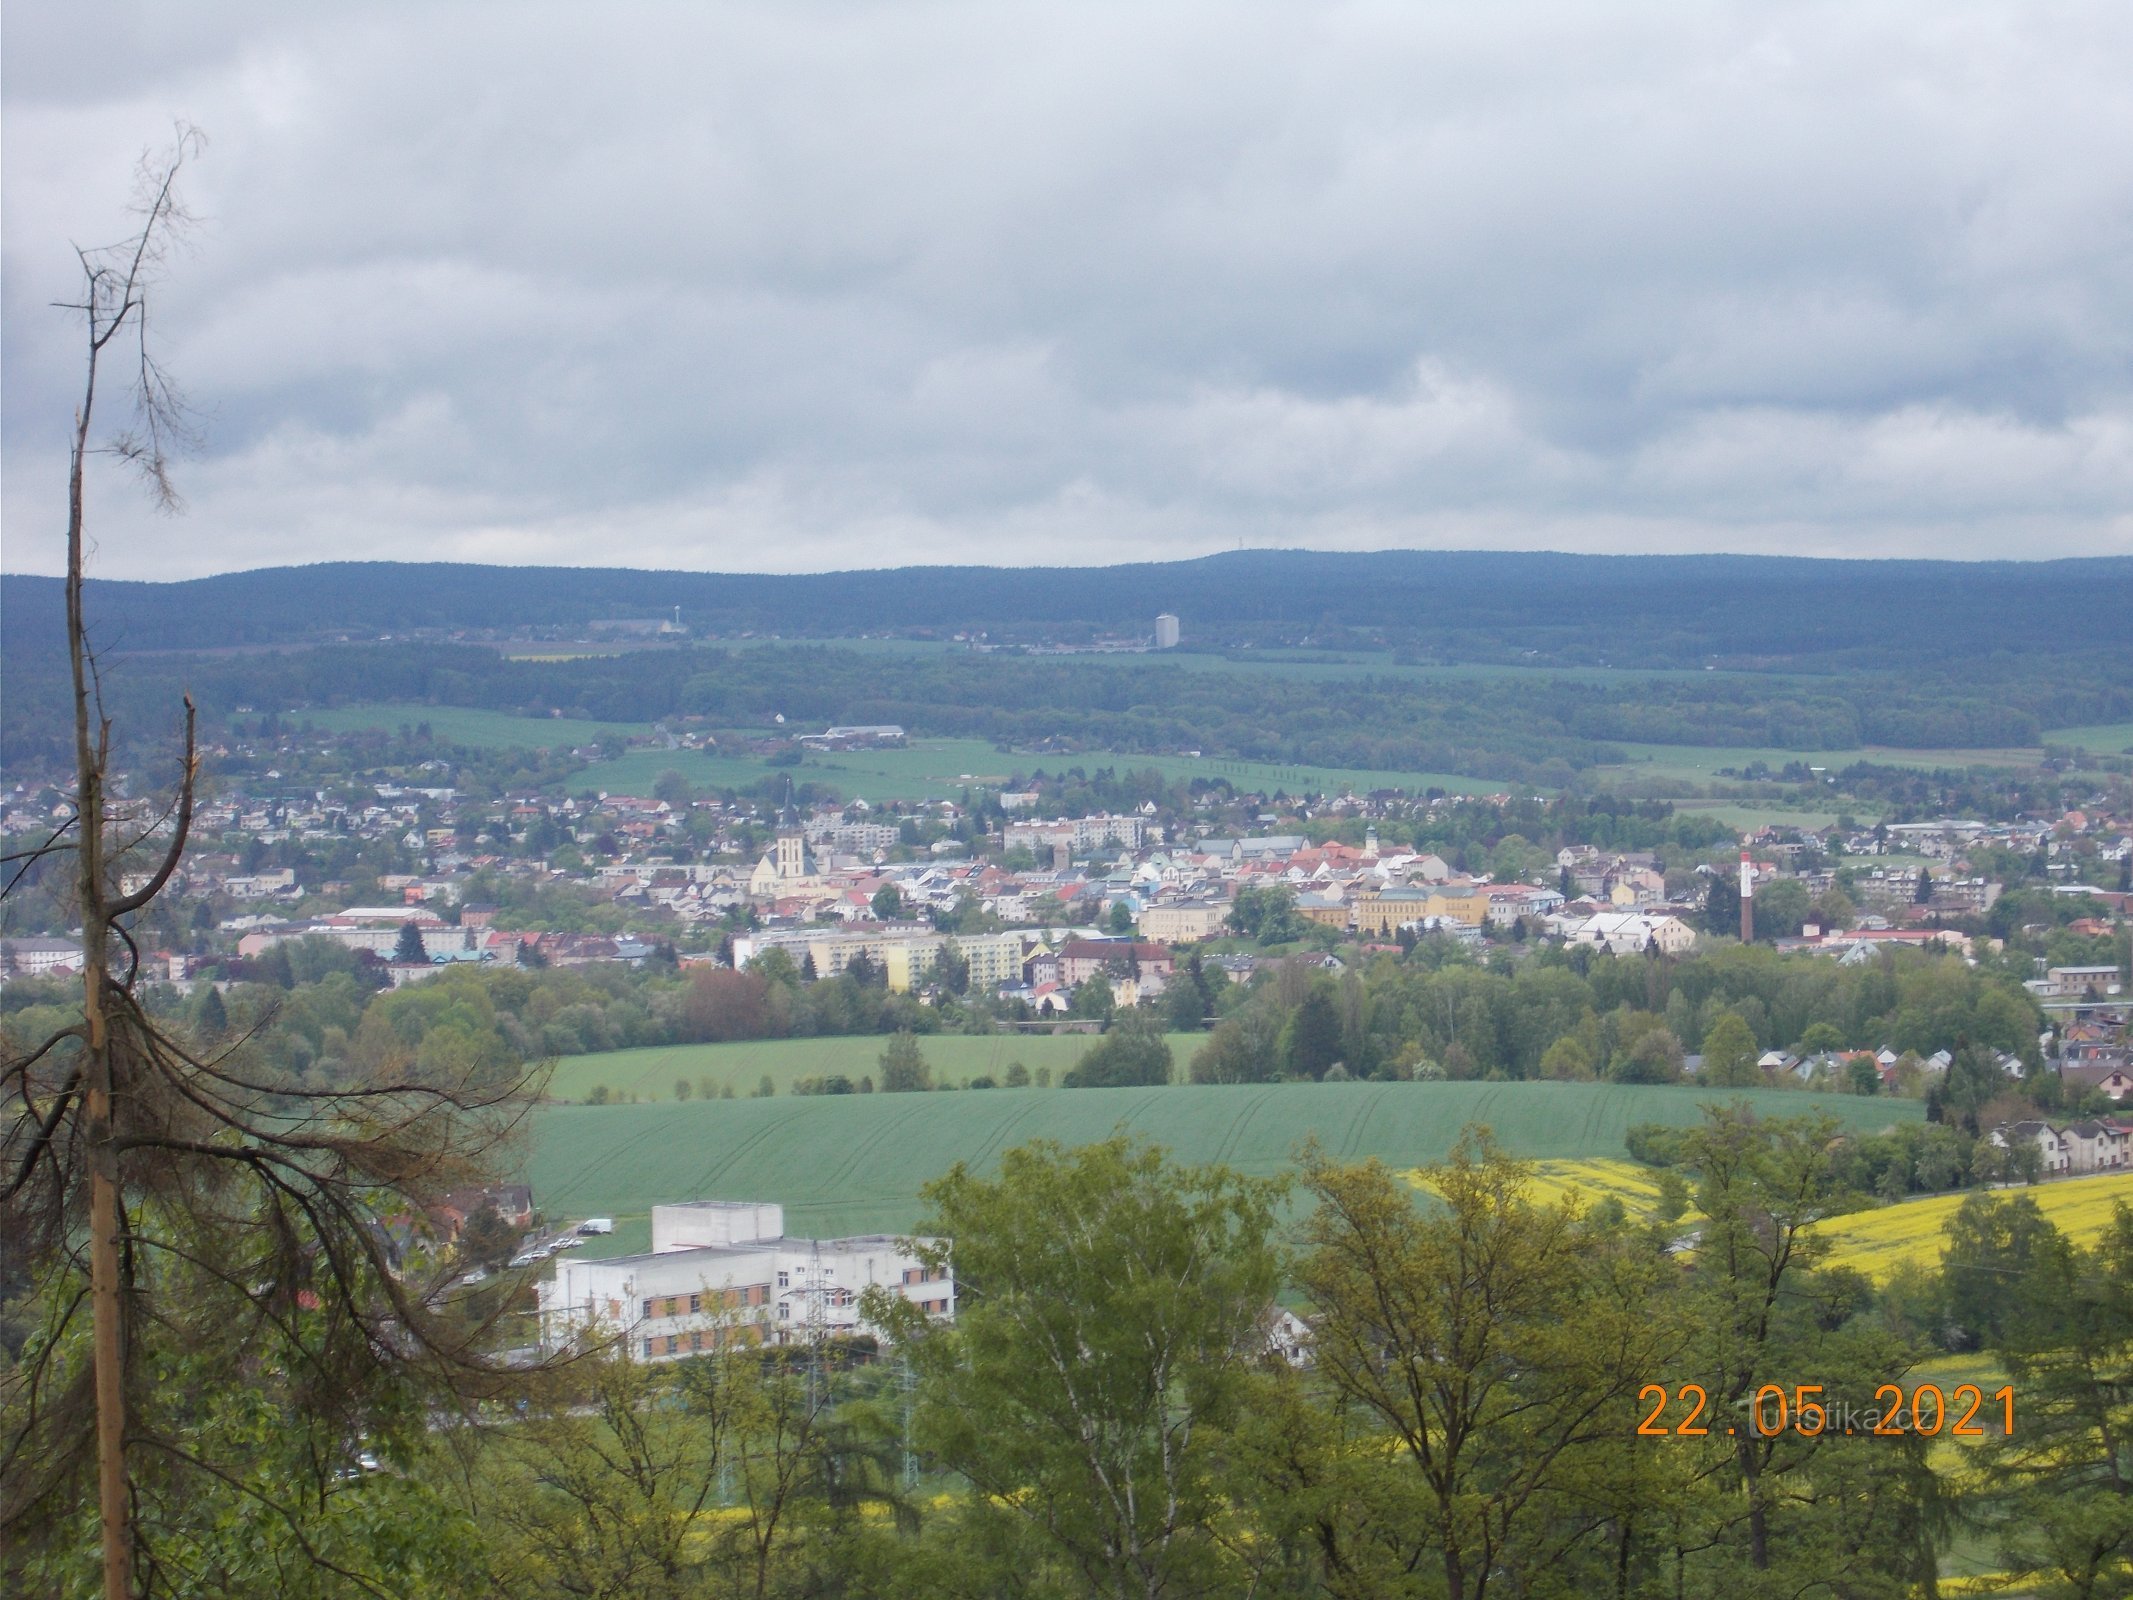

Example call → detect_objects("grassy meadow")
569 735 1514 804
542 1032 1201 1102
521 1082 1919 1257
298 702 652 750
2043 720 2133 755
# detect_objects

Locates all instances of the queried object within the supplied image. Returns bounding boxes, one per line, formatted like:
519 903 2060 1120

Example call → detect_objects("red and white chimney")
1739 848 1754 943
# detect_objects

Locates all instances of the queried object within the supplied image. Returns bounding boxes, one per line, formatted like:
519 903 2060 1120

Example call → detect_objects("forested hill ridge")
6 549 2132 668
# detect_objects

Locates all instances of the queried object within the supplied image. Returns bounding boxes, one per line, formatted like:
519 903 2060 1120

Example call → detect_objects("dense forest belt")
6 549 2132 663
524 1080 1920 1245
6 633 2128 779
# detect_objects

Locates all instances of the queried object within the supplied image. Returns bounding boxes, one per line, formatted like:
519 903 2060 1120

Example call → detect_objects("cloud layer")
5 0 2131 578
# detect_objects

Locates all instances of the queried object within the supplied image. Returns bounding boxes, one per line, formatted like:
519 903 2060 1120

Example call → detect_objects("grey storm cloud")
4 0 2131 578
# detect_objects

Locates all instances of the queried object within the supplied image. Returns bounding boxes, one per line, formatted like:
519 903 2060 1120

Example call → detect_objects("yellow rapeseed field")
1807 1173 2133 1279
1405 1157 1698 1219
1402 1162 2132 1284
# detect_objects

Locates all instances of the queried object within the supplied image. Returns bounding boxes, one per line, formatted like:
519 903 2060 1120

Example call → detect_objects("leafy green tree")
1063 1010 1173 1087
870 885 904 921
1538 1034 1594 1080
871 1138 1282 1600
1108 901 1135 935
1976 1202 2133 1597
1939 1190 2064 1349
1069 972 1115 1022
476 1348 847 1600
933 940 971 996
1609 1025 1683 1084
460 1202 521 1272
1188 1007 1282 1084
1293 1132 1678 1600
1702 1010 1761 1087
1942 1045 2011 1133
1229 885 1305 946
878 1030 932 1093
1669 1108 1924 1586
193 983 229 1036
1286 986 1343 1080
1654 1167 1691 1225
1751 878 1811 940
1808 884 1857 930
394 920 429 964
1703 871 1741 937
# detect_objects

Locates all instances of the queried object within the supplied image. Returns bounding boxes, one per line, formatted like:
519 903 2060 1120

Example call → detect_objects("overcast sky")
5 1 2131 580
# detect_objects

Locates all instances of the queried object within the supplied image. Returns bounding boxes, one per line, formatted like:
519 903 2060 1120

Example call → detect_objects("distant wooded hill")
6 550 2130 669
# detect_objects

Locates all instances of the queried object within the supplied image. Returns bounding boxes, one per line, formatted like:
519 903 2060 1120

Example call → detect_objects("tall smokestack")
1739 848 1754 943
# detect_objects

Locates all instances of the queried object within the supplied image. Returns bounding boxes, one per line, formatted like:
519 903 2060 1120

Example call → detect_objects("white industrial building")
1154 613 1180 649
537 1201 953 1363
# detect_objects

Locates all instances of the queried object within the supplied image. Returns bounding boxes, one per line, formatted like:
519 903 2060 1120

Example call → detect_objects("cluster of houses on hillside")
6 777 2131 1099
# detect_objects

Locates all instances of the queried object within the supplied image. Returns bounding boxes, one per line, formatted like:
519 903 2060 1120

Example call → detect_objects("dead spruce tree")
1 129 542 1600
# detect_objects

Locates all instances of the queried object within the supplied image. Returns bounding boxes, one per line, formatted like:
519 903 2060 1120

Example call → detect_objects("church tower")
775 780 807 880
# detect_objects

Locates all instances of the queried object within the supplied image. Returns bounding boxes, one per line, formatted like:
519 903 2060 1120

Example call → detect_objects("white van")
578 1217 615 1235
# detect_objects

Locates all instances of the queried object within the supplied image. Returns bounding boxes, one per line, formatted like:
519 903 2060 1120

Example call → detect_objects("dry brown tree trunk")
7 129 541 1600
60 129 204 1600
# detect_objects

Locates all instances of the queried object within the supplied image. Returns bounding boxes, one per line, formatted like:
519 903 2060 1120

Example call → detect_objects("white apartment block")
537 1201 953 1363
733 926 1028 991
1003 814 1147 856
0 938 86 977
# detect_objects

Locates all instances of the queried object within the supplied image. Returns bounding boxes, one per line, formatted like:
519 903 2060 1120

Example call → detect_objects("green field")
1595 741 2049 786
1669 803 1862 831
544 1032 1201 1102
710 639 1792 687
2043 721 2133 755
569 735 1514 804
299 703 652 750
522 1081 1922 1255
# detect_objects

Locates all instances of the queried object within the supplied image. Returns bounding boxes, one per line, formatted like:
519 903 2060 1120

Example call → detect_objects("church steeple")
774 778 806 880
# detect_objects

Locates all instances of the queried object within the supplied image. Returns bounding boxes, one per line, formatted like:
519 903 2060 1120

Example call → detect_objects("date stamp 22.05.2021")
1637 1381 2014 1440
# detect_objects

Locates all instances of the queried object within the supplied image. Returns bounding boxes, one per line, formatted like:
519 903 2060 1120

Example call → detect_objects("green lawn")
543 1032 1202 1102
299 703 652 750
522 1081 1921 1254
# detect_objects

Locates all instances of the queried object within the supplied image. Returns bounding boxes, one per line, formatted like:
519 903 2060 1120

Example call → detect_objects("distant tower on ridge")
1154 613 1180 650
1739 847 1755 943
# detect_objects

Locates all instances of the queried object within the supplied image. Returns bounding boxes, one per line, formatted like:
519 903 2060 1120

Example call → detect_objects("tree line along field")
541 1032 1203 1102
522 1081 1919 1257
